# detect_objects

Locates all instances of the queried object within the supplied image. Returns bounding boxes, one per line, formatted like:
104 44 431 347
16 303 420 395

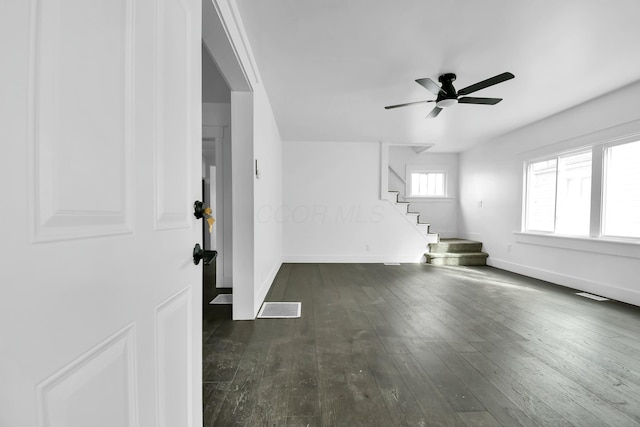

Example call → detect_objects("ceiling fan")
385 72 515 118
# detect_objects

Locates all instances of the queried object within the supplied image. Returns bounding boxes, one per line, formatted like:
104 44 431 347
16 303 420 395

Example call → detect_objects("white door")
0 0 202 425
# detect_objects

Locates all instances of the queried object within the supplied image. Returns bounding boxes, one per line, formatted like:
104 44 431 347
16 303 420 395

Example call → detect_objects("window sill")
514 231 640 259
405 196 454 203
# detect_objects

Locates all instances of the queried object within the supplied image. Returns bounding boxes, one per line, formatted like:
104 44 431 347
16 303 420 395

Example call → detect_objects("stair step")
387 191 400 203
386 191 438 243
429 238 483 253
425 252 488 266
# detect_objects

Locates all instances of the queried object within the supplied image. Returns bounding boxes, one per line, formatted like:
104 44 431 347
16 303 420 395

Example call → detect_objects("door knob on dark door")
193 243 217 265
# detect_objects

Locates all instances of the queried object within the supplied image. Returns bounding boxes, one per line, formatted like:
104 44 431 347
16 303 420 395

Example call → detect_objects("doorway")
201 42 232 311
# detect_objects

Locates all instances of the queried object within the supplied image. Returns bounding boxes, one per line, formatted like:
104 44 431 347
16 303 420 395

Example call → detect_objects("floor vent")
576 292 609 301
384 263 401 266
257 302 301 318
210 294 232 304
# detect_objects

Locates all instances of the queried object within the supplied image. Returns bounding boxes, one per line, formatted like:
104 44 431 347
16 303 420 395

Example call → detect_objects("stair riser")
426 256 487 266
429 242 482 253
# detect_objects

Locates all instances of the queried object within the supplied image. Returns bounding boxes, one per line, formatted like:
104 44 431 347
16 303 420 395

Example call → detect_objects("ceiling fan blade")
415 78 444 96
384 100 434 110
458 97 503 105
426 106 443 119
457 72 514 96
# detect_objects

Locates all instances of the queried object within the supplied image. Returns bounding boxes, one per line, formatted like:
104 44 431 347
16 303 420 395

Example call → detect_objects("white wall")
231 85 283 319
458 80 640 306
283 141 432 262
389 146 458 238
202 0 283 319
253 83 283 310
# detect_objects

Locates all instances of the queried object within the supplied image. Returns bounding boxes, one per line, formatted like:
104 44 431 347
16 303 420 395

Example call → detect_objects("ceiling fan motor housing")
437 73 458 107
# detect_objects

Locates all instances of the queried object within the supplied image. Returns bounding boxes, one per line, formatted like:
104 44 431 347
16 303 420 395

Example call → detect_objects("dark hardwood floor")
202 263 640 427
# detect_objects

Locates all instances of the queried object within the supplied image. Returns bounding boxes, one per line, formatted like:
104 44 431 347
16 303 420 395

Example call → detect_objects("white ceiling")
235 0 640 152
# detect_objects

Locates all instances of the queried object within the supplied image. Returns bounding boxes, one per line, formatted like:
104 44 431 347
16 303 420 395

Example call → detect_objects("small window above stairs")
426 238 488 266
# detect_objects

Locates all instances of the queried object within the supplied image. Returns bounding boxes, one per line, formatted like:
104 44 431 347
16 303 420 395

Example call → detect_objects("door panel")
155 288 192 427
30 0 134 241
0 0 202 425
36 325 137 427
155 0 193 230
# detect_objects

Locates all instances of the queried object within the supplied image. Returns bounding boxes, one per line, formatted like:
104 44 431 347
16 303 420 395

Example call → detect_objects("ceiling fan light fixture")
436 98 458 108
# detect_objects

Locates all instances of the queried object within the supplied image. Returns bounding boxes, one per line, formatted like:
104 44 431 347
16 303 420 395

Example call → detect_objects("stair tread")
426 252 488 258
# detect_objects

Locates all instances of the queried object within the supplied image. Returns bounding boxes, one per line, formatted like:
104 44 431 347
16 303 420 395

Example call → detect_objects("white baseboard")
436 230 459 239
488 257 640 307
283 254 426 263
460 232 483 241
254 261 283 317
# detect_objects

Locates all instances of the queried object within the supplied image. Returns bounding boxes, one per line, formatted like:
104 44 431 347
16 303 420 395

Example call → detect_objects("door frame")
202 0 257 320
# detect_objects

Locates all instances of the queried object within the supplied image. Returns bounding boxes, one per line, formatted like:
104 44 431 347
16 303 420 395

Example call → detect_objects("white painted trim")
283 255 426 263
488 257 640 307
208 0 257 88
380 142 389 200
404 197 455 203
230 91 254 321
254 261 282 318
201 1 248 91
514 231 640 259
405 166 448 198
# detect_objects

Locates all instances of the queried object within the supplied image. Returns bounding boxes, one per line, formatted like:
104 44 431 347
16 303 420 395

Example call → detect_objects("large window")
524 139 640 240
602 140 640 238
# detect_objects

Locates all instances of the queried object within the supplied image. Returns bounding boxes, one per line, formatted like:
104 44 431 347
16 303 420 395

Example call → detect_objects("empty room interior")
4 0 640 426
201 1 640 426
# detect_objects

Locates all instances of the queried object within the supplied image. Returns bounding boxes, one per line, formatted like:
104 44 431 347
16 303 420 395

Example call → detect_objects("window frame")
601 139 640 239
521 134 640 242
405 166 448 199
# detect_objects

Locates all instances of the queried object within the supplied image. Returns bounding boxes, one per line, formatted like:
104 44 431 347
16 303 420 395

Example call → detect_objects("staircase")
386 191 439 244
426 238 488 266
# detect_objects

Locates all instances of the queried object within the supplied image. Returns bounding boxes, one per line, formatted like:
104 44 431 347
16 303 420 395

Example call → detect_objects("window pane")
603 140 640 238
434 173 444 195
555 151 592 235
420 173 428 195
411 173 423 196
526 159 557 232
410 172 445 196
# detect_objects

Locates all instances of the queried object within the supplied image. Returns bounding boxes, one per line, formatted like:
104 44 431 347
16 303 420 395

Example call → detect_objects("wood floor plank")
476 338 640 423
390 353 466 427
407 341 485 413
460 351 575 427
286 343 320 418
428 342 540 427
366 352 432 426
247 329 294 426
203 382 231 427
457 411 501 427
202 264 640 427
317 351 394 427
